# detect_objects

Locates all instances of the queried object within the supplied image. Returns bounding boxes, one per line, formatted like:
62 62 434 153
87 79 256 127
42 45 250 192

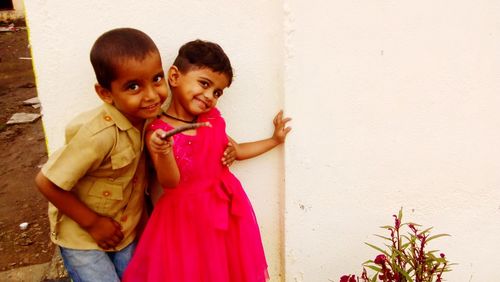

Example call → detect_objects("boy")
34 28 173 281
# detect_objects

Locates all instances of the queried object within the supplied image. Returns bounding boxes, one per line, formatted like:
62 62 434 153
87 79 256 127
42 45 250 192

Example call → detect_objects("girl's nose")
202 91 212 101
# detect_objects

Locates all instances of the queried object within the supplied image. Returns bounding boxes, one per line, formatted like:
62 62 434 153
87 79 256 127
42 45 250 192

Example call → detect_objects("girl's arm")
230 110 292 161
146 130 180 188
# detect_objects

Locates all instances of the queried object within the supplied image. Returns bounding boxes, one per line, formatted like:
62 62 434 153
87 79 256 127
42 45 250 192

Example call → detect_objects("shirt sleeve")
42 126 115 190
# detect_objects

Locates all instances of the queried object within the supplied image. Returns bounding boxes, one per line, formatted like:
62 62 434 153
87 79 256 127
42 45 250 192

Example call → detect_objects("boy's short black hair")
173 39 233 86
90 28 159 89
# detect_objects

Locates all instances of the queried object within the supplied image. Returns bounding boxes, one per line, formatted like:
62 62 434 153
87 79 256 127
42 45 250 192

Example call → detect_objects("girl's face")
168 66 230 119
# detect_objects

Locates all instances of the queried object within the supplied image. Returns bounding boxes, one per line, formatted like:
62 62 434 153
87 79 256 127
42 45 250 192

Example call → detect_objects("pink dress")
123 108 269 282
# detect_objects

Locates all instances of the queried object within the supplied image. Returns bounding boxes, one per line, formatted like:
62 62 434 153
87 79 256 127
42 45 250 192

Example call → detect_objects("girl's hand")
222 141 236 167
272 110 292 144
149 129 173 156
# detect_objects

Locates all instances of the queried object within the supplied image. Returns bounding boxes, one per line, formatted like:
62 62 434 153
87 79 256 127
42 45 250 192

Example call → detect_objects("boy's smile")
168 67 229 120
96 51 168 128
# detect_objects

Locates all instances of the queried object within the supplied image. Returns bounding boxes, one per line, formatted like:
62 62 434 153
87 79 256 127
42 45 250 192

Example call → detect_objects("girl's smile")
168 66 230 120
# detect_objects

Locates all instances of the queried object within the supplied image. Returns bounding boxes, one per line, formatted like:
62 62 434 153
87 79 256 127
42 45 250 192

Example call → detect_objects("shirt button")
102 191 111 197
188 141 192 145
104 115 112 121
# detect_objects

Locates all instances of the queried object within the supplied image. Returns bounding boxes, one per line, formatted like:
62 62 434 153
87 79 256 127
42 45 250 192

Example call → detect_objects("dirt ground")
0 22 54 272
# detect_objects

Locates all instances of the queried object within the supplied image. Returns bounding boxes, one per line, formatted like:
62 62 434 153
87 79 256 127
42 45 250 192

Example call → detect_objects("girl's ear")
168 66 180 87
94 84 114 105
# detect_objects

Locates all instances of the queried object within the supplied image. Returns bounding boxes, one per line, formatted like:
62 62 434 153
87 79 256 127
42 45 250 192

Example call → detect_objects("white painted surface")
284 0 500 281
24 0 500 281
24 0 284 280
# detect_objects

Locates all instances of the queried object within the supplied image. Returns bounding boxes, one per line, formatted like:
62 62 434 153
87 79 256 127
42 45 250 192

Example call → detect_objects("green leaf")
398 207 403 220
427 233 451 242
392 264 412 281
418 227 433 236
371 273 377 282
374 234 392 241
364 265 382 272
401 242 410 250
364 242 389 256
434 258 447 263
379 225 394 230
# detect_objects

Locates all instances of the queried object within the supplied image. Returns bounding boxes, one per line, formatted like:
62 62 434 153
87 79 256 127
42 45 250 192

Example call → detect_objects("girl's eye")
214 91 223 98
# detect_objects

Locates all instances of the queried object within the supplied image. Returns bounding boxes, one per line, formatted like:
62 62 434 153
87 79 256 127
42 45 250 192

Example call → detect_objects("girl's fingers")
273 111 282 125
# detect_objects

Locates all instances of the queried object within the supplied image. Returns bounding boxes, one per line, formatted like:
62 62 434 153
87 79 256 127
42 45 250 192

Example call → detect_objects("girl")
123 39 291 282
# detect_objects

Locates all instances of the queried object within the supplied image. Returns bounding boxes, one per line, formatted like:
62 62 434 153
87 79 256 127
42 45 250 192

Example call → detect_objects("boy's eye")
153 75 163 83
128 84 139 91
200 81 209 88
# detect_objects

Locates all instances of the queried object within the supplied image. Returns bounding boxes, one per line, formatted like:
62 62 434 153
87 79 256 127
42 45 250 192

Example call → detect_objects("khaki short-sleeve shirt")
42 103 148 251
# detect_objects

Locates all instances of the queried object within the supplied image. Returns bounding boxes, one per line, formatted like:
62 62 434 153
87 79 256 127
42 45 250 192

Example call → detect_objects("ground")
0 22 54 273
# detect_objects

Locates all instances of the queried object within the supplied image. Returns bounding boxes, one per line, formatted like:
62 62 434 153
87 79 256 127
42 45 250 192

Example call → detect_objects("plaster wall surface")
23 1 500 281
284 1 500 281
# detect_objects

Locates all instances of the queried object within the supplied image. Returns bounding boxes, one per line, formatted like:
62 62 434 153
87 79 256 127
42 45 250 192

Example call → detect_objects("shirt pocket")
87 181 124 215
111 147 136 170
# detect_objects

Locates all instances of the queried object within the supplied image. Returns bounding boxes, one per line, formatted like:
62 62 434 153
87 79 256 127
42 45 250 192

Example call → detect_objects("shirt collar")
102 103 134 131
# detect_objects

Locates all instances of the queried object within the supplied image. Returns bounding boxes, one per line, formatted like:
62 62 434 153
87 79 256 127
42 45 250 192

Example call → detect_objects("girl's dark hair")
173 39 233 86
90 28 159 89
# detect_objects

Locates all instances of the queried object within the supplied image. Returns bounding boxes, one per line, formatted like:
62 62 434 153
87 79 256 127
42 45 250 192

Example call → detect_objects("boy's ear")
94 84 114 105
168 66 180 87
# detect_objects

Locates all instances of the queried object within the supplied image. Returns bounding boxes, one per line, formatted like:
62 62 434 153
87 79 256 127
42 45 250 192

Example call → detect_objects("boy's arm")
35 172 123 250
146 130 180 188
230 110 292 161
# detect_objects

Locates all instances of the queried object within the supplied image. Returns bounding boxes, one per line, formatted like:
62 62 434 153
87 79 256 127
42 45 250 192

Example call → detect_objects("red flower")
440 253 446 258
374 254 386 265
339 274 357 282
393 215 400 229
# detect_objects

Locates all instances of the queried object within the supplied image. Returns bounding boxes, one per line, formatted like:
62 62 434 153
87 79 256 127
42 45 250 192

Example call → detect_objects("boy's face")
96 51 168 127
168 67 229 118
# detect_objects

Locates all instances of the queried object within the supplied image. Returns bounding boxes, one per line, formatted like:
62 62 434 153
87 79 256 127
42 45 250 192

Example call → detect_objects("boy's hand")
222 141 236 167
272 110 292 144
85 216 124 250
149 129 173 156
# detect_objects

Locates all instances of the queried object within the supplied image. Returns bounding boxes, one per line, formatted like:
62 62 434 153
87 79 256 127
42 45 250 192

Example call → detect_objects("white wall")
25 1 500 281
24 0 285 280
284 0 500 281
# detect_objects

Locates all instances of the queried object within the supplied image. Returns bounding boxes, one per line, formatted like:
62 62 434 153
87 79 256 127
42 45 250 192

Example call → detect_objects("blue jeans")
59 241 136 282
